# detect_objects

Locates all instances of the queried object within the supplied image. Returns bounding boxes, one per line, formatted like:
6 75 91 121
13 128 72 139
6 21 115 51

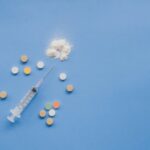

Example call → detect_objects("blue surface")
0 0 150 150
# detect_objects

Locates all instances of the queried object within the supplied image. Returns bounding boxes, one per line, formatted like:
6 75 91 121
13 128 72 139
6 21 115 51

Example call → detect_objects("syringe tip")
7 115 15 123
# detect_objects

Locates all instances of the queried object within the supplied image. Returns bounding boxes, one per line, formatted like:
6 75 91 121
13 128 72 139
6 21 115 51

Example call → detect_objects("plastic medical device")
7 67 54 123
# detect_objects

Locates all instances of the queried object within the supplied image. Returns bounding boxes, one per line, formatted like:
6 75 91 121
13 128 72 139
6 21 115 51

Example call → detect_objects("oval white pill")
36 61 45 69
48 109 56 117
11 66 19 75
59 72 67 81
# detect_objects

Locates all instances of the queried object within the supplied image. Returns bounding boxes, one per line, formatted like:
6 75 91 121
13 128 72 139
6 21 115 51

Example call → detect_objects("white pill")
11 66 19 75
48 109 56 117
36 61 45 69
59 72 67 81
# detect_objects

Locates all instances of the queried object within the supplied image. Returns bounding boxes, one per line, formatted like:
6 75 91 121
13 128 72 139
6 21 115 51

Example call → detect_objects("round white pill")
59 72 67 81
48 109 56 117
11 66 19 75
36 61 45 69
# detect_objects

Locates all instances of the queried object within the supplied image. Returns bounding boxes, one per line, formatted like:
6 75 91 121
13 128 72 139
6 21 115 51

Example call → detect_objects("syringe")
7 67 54 123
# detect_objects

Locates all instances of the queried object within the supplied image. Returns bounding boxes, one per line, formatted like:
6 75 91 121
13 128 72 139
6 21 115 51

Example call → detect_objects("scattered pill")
66 84 74 92
0 91 8 100
44 102 51 111
53 101 60 109
36 61 45 69
24 67 32 75
48 109 56 117
59 72 67 81
20 55 29 63
46 118 54 126
39 109 46 118
11 66 19 75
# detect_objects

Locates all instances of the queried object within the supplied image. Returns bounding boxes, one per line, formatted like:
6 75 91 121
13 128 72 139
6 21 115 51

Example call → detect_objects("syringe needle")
43 66 54 80
35 66 54 88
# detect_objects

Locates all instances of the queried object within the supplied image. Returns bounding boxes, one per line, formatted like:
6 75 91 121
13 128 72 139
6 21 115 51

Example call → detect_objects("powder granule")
46 39 72 61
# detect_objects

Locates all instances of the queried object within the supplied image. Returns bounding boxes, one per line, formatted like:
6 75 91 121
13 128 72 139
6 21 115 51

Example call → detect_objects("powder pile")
46 39 72 61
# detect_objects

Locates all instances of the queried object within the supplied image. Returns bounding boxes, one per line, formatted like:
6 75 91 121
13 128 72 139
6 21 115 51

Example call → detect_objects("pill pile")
46 39 72 61
39 101 60 126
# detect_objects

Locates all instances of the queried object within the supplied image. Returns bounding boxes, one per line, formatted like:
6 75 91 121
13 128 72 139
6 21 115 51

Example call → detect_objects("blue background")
0 0 150 150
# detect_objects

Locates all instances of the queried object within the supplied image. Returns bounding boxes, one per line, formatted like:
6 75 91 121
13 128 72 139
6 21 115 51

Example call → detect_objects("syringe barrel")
7 87 38 123
19 87 38 112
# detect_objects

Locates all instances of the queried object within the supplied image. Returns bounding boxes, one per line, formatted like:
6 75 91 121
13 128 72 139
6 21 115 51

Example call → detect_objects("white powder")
46 39 72 61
